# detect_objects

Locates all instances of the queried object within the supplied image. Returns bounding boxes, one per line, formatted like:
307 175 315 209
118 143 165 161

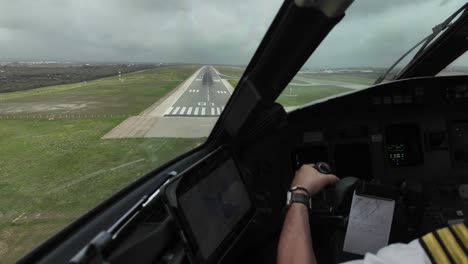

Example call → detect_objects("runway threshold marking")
164 107 174 115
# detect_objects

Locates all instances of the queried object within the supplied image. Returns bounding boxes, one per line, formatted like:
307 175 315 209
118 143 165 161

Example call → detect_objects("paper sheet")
343 192 395 255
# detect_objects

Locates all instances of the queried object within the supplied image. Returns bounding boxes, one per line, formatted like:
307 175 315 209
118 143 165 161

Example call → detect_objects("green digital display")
387 144 406 153
385 123 423 167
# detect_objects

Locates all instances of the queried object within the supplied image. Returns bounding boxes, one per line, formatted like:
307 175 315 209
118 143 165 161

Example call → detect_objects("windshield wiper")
374 4 468 84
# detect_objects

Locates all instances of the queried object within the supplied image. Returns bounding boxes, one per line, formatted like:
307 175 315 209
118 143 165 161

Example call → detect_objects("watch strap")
288 192 311 209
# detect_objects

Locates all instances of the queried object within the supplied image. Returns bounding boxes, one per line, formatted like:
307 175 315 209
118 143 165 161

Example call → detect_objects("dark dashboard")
288 76 468 183
282 76 468 241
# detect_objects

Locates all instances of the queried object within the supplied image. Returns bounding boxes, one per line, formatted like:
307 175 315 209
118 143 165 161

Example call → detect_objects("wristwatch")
286 186 311 209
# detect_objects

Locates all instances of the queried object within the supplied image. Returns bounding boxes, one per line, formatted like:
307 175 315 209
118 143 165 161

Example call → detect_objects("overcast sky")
0 0 466 68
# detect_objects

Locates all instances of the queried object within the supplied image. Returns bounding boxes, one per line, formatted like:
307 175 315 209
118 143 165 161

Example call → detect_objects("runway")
163 66 231 117
103 65 233 138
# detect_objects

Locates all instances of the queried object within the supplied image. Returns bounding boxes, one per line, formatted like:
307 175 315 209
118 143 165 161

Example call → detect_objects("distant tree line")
0 63 157 93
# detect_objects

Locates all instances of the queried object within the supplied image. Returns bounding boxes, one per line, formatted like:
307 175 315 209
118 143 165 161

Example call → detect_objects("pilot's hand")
291 164 339 196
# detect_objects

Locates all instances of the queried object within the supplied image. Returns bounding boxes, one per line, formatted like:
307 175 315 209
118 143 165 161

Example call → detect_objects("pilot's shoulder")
419 222 467 264
342 240 430 264
342 223 468 264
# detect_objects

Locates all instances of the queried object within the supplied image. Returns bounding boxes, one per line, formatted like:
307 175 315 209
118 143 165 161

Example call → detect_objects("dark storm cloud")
0 0 466 67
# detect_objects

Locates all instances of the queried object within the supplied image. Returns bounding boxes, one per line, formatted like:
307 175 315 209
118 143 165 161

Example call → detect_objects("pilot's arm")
277 164 339 264
277 165 468 264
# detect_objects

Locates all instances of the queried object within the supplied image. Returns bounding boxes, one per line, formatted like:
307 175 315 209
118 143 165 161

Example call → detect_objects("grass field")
0 63 154 93
0 65 199 117
215 66 244 79
220 70 373 108
278 85 352 107
298 72 379 85
0 65 203 263
224 80 353 107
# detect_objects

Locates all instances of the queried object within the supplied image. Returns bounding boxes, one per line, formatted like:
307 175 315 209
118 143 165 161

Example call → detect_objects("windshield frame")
395 3 468 81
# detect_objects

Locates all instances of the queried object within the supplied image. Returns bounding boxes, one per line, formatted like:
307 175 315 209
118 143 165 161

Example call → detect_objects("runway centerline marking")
159 66 234 118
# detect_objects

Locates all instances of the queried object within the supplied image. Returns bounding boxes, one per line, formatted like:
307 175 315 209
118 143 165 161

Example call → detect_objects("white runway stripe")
211 108 215 115
194 107 199 115
216 107 221 115
164 107 174 115
172 107 180 115
201 107 206 115
221 106 225 111
180 107 186 115
187 107 193 115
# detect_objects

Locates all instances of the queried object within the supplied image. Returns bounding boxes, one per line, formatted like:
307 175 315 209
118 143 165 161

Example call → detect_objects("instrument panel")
385 123 423 167
287 75 468 237
289 75 468 184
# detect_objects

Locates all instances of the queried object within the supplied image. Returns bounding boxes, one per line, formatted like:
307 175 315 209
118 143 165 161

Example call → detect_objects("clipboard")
343 182 398 255
355 181 399 201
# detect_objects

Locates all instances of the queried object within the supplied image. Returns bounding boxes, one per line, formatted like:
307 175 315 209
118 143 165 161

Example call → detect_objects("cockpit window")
276 0 467 110
438 51 468 76
0 1 281 262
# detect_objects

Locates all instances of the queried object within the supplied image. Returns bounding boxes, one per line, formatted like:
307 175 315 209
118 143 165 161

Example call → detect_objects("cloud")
0 0 466 67
307 0 467 68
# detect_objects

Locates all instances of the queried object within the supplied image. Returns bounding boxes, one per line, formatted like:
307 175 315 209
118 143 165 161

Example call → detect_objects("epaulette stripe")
421 232 452 264
437 228 467 264
449 225 468 255
420 237 437 264
433 229 455 263
452 224 468 250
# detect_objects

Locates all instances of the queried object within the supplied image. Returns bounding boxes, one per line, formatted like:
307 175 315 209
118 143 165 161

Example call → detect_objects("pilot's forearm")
277 203 317 264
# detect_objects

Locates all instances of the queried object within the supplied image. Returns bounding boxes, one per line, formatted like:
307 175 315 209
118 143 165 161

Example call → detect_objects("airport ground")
0 64 375 262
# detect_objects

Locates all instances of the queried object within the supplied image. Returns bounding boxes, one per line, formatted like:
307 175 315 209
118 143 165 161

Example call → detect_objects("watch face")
286 191 292 205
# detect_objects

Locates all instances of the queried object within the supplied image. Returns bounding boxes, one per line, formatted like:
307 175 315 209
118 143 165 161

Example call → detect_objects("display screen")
178 158 251 259
385 124 423 167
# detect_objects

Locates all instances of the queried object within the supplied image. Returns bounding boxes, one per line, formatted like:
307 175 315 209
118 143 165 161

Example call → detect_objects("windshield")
0 1 282 262
439 50 468 76
275 0 468 109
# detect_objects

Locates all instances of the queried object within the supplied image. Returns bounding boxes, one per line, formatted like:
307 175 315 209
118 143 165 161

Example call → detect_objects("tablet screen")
178 158 251 259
